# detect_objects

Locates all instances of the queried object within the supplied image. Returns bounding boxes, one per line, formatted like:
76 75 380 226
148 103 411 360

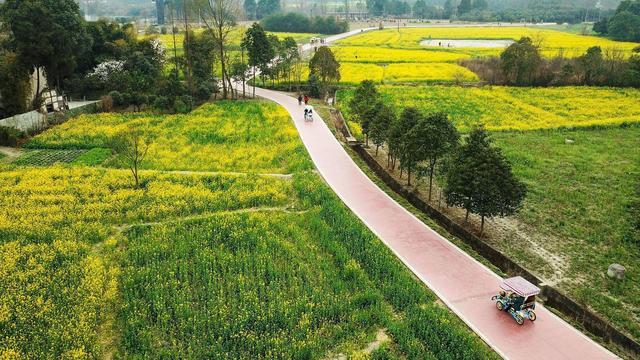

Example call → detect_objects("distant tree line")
594 0 640 42
366 0 615 24
243 0 280 20
462 37 640 87
260 12 349 35
348 80 526 234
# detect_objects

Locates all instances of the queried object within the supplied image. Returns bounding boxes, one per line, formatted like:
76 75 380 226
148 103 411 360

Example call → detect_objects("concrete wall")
0 110 47 133
0 101 99 134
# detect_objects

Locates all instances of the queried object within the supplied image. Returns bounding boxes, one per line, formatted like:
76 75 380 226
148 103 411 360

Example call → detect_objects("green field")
0 101 496 358
494 127 640 340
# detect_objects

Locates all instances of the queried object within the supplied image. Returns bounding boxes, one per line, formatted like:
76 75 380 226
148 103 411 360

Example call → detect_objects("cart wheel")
528 311 536 322
515 316 524 325
496 301 504 310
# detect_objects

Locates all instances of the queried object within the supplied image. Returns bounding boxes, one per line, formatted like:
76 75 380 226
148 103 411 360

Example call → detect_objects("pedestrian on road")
304 95 309 105
298 94 303 105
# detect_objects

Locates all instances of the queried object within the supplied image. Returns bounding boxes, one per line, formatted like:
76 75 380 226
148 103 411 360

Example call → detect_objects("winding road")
236 28 619 359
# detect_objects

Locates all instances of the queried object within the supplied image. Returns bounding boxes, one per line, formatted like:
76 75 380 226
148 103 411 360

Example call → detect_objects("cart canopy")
500 276 540 297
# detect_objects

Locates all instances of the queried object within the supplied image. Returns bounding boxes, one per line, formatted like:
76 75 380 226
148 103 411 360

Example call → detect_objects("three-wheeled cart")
491 276 540 325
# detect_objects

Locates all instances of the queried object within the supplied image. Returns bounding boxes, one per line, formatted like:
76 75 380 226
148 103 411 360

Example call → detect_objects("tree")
473 0 488 11
578 46 604 85
348 80 380 145
445 127 526 235
242 23 274 97
457 0 472 15
593 17 609 34
396 107 422 185
256 0 280 19
500 37 542 85
369 102 395 156
1 0 89 103
413 0 426 18
366 0 386 16
418 112 459 201
443 0 456 18
243 0 257 20
0 51 32 117
279 37 300 90
198 0 240 99
184 30 216 84
309 46 340 100
607 11 640 42
114 128 152 188
123 39 166 95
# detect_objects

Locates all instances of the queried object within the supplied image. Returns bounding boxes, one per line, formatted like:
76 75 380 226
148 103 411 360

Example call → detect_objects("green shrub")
153 96 171 111
173 98 189 114
0 126 24 146
109 91 124 107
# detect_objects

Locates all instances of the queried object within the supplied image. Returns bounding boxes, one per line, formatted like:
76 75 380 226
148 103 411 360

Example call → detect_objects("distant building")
156 0 165 25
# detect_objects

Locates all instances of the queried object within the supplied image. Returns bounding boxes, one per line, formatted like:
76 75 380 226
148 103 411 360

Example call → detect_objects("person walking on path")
298 94 303 105
303 95 309 105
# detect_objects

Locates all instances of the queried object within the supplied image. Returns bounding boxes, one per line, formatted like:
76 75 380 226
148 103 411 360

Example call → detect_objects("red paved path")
251 87 618 360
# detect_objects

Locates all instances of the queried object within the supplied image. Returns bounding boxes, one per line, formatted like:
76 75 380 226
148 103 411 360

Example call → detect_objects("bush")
173 98 189 114
147 94 157 105
196 82 214 101
131 93 148 111
153 96 171 111
100 95 114 112
109 91 124 107
0 126 25 147
121 92 132 107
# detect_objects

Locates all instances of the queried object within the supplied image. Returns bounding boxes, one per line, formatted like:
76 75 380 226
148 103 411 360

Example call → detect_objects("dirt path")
0 146 23 158
112 205 307 234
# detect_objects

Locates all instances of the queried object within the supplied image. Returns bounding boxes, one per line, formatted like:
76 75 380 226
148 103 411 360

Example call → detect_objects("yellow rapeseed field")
28 101 312 173
333 46 470 63
297 62 477 84
336 27 639 56
339 85 640 131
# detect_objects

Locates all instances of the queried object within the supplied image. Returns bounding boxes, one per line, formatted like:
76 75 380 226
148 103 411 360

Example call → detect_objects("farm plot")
27 101 312 173
321 27 638 84
336 27 639 56
493 127 640 341
1 100 496 358
338 85 640 131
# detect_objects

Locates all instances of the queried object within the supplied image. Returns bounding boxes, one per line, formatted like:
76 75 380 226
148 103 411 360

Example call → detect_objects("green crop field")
494 127 640 340
0 101 496 358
